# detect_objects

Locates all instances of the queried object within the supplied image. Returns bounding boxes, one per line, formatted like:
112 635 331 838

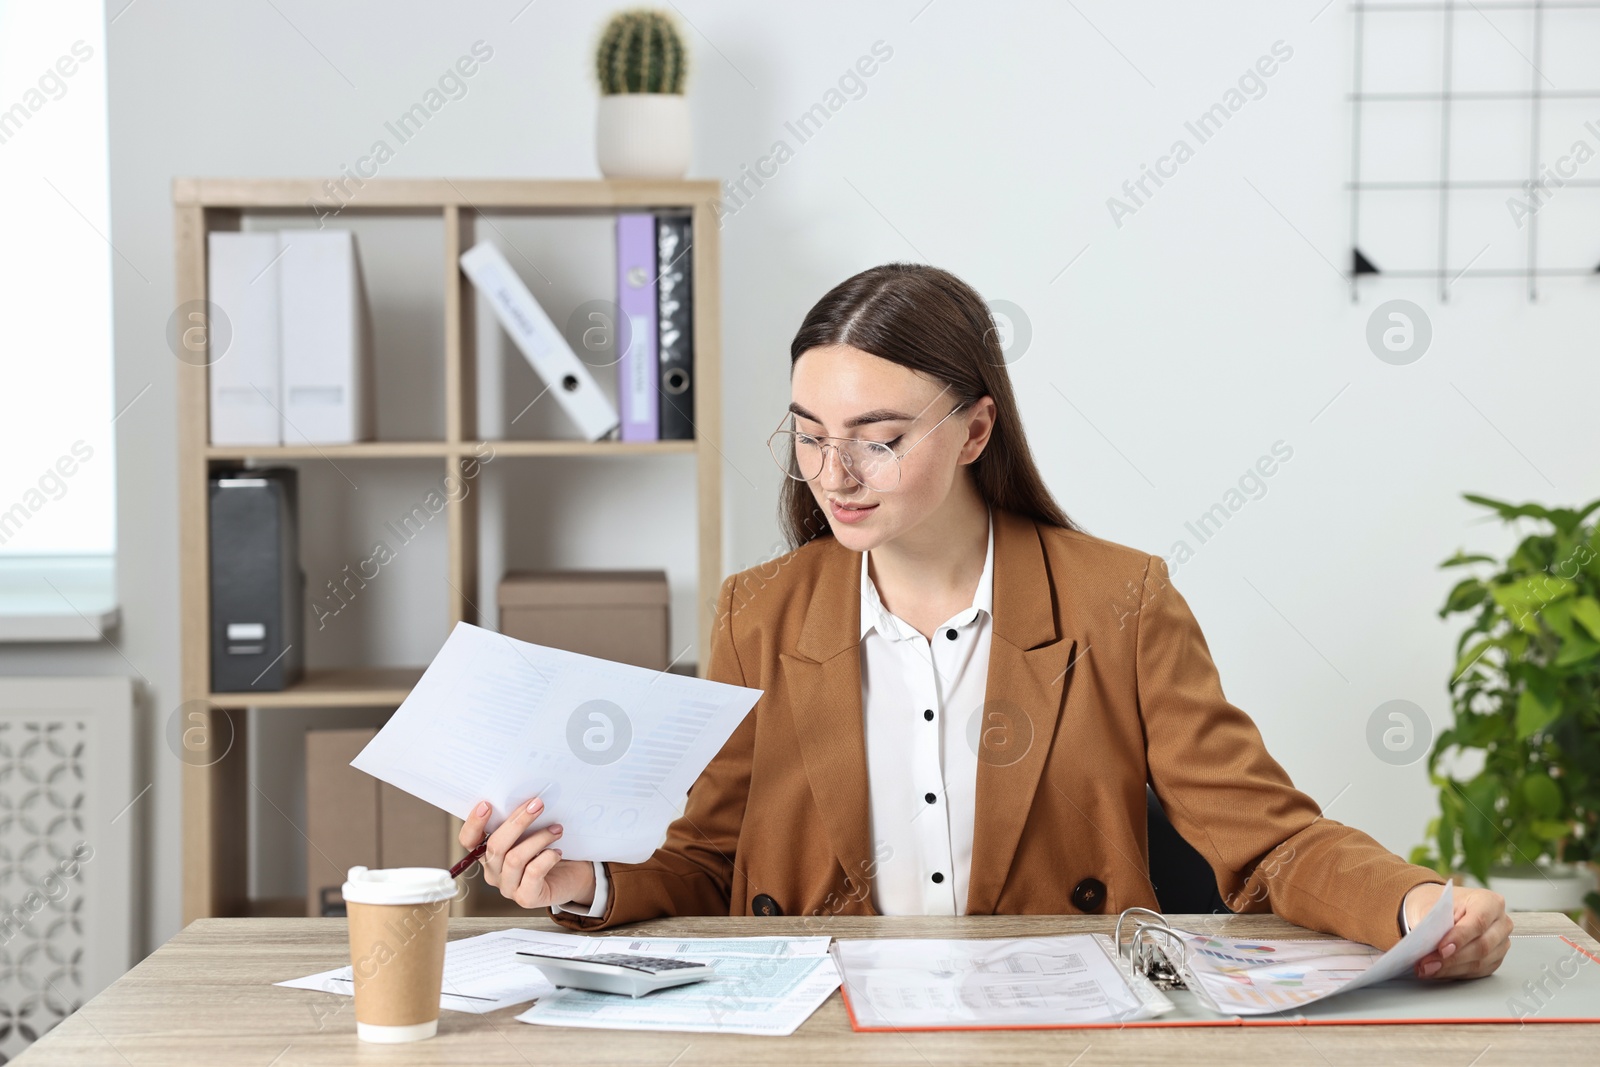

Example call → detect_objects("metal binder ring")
1134 923 1191 978
1114 906 1169 960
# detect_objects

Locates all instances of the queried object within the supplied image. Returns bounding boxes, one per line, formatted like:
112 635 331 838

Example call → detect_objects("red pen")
451 840 487 878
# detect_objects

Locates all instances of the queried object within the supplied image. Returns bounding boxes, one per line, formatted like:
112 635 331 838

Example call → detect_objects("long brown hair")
781 262 1082 549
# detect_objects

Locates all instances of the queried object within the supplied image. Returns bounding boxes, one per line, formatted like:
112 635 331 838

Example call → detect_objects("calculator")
516 951 716 998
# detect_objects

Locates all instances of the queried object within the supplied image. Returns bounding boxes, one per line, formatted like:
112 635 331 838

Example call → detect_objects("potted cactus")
595 8 691 179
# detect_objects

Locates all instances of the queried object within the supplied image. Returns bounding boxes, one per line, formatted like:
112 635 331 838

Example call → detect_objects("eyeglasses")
767 389 968 492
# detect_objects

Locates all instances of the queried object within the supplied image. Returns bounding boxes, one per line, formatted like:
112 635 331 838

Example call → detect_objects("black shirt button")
1071 877 1107 913
924 792 936 804
944 628 958 640
923 709 934 721
931 872 944 884
752 893 782 916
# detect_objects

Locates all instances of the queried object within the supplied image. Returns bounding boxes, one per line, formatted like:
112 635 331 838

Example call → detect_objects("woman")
460 263 1510 979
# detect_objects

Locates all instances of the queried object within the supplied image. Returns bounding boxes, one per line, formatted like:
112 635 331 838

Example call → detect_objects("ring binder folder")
834 906 1600 1030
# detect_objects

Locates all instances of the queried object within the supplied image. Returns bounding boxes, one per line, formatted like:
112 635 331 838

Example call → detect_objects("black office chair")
1146 785 1233 916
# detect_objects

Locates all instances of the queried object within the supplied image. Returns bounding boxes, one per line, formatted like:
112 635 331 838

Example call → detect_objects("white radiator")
0 677 136 1059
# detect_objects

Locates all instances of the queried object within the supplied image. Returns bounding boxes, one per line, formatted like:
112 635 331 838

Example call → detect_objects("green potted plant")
1412 492 1600 931
594 8 691 179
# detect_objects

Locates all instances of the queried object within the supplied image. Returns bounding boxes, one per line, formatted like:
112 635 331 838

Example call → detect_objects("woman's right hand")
459 797 597 911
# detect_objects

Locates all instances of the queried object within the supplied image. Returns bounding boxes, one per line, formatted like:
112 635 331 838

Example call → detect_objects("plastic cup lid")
342 866 455 906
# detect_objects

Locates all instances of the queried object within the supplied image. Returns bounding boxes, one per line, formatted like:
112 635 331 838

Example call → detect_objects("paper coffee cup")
342 866 455 1043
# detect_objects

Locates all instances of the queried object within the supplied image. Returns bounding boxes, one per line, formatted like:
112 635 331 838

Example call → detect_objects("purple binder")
616 214 659 441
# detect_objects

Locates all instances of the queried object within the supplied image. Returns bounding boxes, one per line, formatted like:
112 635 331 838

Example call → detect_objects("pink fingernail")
1422 961 1441 976
1440 942 1456 959
551 825 563 834
474 801 488 817
526 798 542 814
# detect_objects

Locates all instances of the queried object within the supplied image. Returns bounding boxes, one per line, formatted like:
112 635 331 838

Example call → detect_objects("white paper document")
1174 879 1457 1015
350 622 762 862
831 934 1175 1029
275 929 560 1013
513 932 838 1036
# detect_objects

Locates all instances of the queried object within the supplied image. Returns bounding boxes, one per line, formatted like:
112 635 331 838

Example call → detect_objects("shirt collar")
860 507 994 642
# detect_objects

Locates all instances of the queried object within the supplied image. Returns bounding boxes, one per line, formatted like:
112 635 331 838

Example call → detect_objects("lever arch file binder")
615 213 659 442
209 468 304 692
459 240 620 442
655 213 695 441
1106 903 1600 1028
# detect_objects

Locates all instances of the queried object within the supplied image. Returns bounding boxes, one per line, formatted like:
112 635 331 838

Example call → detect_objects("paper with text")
831 934 1175 1029
350 622 762 862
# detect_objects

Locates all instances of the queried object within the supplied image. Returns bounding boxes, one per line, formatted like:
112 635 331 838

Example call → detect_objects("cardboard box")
305 727 448 917
498 570 670 670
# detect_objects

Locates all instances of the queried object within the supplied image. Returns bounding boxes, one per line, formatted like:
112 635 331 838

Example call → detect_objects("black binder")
209 468 304 692
656 213 695 440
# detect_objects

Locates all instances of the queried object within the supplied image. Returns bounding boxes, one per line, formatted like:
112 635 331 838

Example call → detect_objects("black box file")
209 468 304 692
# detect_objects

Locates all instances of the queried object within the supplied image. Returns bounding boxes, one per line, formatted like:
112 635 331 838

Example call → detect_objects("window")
0 0 115 559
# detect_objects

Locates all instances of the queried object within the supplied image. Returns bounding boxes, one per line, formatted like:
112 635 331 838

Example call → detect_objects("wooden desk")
17 912 1600 1065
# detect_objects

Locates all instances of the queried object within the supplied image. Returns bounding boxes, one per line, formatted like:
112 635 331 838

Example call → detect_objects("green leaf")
1442 578 1489 616
1493 576 1576 633
1570 597 1600 643
1571 496 1600 528
1543 599 1579 641
1531 820 1571 842
1439 551 1497 570
1460 776 1502 884
1438 797 1458 868
1516 687 1562 739
1450 638 1497 682
1521 773 1563 817
1454 713 1505 748
1463 493 1555 524
1555 630 1600 668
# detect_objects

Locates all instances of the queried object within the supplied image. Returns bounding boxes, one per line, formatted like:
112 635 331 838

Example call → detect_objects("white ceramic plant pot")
1473 862 1595 912
596 93 691 179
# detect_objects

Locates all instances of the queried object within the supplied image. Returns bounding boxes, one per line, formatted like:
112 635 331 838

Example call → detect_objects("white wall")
68 0 1600 953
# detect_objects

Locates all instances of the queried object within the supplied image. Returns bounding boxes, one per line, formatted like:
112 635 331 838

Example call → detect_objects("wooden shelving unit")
173 178 723 923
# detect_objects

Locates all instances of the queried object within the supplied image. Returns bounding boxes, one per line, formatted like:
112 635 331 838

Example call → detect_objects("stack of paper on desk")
277 930 838 1036
276 929 561 1013
350 621 762 861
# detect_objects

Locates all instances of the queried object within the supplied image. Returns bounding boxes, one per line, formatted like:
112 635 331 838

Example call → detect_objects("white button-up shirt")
859 507 993 915
557 509 995 920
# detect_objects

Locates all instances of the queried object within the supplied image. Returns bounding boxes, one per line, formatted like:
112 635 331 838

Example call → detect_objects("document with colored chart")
1174 880 1456 1016
349 621 762 862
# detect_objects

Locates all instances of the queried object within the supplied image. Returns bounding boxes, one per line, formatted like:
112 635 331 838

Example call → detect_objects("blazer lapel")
964 510 1079 914
782 535 876 903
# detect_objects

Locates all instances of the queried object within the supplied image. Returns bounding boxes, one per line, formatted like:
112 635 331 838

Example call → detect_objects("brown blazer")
551 506 1441 949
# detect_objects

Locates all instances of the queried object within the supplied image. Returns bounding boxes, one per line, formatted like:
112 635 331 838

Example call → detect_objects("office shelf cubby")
173 178 723 922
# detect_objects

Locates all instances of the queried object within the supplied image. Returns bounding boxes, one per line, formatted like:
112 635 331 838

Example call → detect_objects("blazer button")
752 893 782 917
1071 877 1107 913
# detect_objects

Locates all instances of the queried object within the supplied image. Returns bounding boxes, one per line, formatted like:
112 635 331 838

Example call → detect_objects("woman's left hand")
1404 882 1513 979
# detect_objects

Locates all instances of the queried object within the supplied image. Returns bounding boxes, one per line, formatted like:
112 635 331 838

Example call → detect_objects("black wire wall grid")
1347 0 1600 300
